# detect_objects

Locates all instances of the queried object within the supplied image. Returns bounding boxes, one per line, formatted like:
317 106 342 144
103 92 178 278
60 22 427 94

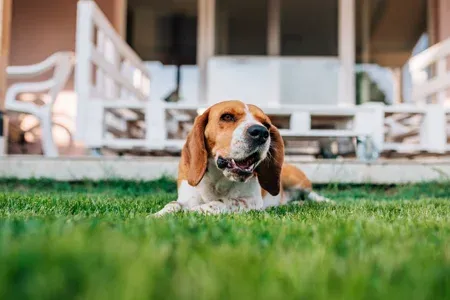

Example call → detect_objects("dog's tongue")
233 154 258 170
235 159 251 168
218 154 257 172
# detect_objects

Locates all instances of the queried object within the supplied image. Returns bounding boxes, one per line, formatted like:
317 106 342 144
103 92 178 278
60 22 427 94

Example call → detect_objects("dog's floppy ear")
182 109 210 186
255 124 284 196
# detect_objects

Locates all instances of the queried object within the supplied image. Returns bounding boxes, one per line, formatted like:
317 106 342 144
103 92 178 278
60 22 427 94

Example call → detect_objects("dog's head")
181 100 284 196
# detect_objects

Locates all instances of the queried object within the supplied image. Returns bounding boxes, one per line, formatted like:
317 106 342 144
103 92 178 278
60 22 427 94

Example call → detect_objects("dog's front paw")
152 201 182 217
307 191 335 204
191 201 228 215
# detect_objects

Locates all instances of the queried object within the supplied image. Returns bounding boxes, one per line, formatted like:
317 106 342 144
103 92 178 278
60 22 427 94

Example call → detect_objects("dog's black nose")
247 125 269 144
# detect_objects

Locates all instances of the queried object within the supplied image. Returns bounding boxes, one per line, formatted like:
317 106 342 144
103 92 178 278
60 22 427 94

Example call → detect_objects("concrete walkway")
1 156 450 184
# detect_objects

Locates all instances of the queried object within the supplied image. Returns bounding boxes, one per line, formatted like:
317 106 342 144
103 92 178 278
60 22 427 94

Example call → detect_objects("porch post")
338 0 356 106
437 0 450 41
360 0 371 104
267 0 280 56
197 0 215 104
392 67 403 104
427 0 437 45
267 0 281 107
0 0 12 156
114 0 127 38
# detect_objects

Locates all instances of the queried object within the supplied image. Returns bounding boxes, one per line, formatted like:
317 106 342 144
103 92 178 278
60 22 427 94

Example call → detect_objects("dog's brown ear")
182 109 210 186
255 124 284 196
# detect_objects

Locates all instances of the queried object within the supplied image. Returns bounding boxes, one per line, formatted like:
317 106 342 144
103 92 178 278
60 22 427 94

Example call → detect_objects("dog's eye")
220 113 235 122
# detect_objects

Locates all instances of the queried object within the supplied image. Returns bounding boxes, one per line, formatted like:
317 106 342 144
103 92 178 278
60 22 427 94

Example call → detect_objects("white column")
392 67 403 104
267 0 281 107
197 0 215 104
267 0 280 56
360 0 371 104
338 0 356 106
420 104 446 153
75 1 94 141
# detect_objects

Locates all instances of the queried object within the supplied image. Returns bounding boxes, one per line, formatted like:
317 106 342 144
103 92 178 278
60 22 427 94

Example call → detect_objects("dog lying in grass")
155 100 330 216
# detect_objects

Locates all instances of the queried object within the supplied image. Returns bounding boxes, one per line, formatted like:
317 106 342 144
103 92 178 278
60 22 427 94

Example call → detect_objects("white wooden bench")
5 52 75 157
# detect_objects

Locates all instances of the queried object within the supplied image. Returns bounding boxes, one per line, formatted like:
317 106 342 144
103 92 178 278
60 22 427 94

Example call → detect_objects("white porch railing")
75 0 151 152
407 36 450 152
159 102 381 159
409 37 450 105
382 104 448 154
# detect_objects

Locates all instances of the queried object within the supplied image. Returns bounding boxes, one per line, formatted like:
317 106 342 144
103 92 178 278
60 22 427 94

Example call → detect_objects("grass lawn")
0 178 450 300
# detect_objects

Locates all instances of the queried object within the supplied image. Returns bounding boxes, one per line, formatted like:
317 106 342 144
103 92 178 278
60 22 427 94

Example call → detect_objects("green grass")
0 178 450 300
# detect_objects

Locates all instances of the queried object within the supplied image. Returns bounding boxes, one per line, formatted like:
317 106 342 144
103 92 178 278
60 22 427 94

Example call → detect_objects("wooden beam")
0 0 12 155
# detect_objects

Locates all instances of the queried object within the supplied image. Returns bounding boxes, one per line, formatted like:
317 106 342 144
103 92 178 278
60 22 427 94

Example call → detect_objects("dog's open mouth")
217 152 260 174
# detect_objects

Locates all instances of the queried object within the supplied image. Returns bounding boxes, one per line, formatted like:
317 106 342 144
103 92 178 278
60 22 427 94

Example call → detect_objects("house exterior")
1 0 450 155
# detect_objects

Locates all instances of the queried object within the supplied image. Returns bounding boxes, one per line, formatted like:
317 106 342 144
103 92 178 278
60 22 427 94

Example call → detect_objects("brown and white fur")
155 100 330 216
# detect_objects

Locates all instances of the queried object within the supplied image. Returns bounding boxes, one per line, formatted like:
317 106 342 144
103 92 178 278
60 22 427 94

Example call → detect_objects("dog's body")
155 101 329 216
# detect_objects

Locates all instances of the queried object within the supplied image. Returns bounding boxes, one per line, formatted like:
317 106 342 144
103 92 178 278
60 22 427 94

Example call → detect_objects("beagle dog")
155 100 330 216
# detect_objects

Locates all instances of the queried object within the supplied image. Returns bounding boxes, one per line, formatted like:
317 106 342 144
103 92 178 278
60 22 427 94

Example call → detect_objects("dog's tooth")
231 159 237 167
244 163 254 171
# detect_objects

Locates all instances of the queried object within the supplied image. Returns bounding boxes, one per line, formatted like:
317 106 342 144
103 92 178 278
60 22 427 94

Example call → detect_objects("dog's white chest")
197 170 264 210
